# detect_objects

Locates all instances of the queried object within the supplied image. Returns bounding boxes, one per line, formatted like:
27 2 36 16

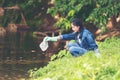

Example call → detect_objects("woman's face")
71 23 80 32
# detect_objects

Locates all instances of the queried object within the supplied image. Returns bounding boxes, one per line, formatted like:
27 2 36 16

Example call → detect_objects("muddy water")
0 63 48 80
0 30 50 80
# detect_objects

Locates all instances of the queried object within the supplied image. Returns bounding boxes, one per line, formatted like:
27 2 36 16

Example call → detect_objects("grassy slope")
30 37 120 80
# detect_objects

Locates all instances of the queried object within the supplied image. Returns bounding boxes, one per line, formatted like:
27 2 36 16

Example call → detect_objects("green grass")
29 37 120 80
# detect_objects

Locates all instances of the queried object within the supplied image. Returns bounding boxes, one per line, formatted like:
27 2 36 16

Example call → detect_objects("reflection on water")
0 63 47 80
0 30 49 80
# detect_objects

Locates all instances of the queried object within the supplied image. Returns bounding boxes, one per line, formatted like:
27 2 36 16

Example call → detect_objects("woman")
44 18 100 57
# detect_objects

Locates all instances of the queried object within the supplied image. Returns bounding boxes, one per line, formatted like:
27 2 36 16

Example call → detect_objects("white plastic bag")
39 41 48 51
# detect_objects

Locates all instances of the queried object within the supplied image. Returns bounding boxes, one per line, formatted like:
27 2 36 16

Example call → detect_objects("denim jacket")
60 28 98 50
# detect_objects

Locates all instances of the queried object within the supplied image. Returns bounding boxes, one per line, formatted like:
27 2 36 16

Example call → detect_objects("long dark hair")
71 18 84 31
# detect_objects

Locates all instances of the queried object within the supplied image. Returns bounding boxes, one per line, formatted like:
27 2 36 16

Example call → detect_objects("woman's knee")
68 47 86 57
67 42 78 49
69 47 80 56
67 42 74 46
69 47 75 53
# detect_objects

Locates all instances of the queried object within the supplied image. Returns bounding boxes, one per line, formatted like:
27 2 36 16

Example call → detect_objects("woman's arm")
60 32 75 40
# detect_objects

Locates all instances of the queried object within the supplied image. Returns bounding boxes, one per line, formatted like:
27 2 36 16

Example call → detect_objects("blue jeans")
67 42 88 57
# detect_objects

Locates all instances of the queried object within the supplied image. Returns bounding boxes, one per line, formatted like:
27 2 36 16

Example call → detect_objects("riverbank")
29 37 120 80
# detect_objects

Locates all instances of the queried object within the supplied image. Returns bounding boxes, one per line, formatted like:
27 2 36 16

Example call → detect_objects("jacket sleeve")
60 32 75 40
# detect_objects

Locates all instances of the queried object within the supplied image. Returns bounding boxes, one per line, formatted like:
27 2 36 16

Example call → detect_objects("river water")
0 30 50 80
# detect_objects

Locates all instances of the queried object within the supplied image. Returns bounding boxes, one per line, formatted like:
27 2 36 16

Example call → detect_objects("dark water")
0 30 49 80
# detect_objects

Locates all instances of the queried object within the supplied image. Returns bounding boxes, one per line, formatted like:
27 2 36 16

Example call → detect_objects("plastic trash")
39 40 48 51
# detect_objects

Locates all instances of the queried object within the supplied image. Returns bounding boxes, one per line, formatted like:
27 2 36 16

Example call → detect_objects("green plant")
47 0 120 31
29 37 120 80
0 0 50 28
50 49 70 61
